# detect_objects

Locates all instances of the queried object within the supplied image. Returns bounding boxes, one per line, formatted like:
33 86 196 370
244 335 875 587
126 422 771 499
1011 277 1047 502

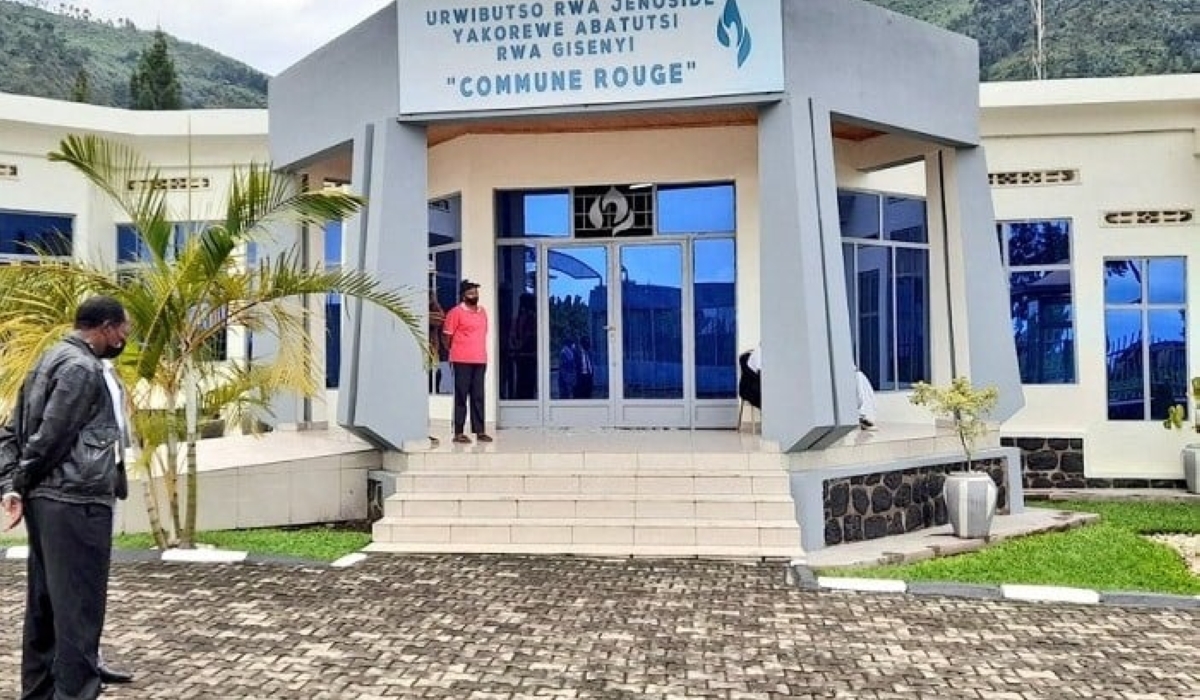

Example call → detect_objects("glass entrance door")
543 241 691 427
546 244 611 426
616 242 687 426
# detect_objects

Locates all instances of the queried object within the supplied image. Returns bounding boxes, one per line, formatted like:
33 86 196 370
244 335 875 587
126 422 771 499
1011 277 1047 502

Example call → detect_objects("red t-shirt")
443 304 488 364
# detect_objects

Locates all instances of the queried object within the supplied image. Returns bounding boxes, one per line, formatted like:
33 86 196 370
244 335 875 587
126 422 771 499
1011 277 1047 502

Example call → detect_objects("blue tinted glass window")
1104 260 1143 304
324 221 342 268
842 193 931 391
1148 257 1186 304
837 191 880 239
1105 309 1144 420
1009 272 1075 384
1002 220 1070 266
1104 257 1188 420
1000 219 1076 384
428 195 462 246
884 197 927 243
326 295 341 388
0 211 73 256
894 248 929 386
497 245 539 401
622 244 683 400
496 190 569 238
657 183 735 234
117 224 147 263
694 238 736 398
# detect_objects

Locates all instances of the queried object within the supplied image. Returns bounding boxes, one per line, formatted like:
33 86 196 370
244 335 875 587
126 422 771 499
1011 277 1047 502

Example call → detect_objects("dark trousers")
22 497 112 700
452 362 486 435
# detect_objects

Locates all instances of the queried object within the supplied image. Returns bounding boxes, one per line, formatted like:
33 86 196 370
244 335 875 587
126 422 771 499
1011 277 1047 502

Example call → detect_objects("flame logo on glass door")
588 186 634 235
716 0 753 68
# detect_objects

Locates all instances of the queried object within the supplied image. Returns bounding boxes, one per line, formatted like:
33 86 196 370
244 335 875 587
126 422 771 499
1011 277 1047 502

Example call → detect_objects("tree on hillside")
129 29 182 110
69 67 89 102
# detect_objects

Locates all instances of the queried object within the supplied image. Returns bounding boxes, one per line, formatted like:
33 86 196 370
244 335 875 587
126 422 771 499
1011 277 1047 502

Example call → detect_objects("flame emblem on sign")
716 0 753 68
588 186 634 235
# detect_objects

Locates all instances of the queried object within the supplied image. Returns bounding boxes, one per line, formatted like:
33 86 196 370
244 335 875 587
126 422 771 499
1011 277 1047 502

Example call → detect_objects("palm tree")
0 134 422 548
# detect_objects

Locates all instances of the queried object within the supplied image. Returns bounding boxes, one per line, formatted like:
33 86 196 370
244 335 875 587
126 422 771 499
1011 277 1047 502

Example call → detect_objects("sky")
68 0 394 75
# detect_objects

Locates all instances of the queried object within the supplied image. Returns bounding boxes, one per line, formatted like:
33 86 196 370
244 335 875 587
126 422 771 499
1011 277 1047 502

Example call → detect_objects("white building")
0 6 1194 552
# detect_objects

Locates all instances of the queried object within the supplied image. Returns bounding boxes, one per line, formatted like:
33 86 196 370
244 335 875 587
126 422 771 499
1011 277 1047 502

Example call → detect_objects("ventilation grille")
0 163 17 179
988 169 1078 187
1102 209 1194 227
126 176 210 192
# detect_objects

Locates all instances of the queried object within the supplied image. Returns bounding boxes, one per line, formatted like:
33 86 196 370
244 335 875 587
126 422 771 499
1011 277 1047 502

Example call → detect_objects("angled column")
758 99 858 452
339 119 430 450
926 147 1024 420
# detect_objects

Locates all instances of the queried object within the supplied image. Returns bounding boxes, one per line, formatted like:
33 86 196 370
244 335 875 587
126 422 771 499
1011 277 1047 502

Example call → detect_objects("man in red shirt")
442 280 493 444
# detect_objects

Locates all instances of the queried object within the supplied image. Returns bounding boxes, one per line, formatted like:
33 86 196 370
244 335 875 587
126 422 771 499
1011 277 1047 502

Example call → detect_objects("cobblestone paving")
0 555 1197 699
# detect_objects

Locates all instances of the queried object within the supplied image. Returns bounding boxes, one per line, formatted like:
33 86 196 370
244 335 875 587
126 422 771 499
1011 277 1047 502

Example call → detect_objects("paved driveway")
0 556 1196 699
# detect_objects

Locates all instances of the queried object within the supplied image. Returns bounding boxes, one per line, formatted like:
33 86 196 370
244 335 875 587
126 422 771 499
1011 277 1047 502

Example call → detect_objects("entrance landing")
369 422 984 558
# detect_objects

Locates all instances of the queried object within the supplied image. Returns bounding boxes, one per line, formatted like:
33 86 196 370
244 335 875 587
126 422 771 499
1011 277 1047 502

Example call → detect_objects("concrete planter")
1183 444 1199 494
943 471 998 538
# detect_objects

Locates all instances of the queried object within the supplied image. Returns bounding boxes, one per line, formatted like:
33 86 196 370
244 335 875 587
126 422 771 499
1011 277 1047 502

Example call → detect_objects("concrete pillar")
758 98 858 452
926 147 1024 420
338 119 430 450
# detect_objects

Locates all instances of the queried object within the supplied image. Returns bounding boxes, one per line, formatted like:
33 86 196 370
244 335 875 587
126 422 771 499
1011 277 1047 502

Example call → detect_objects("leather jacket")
0 335 126 506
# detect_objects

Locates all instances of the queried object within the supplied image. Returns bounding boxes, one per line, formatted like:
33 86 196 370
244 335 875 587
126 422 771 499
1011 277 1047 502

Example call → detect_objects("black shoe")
98 664 134 684
452 434 471 444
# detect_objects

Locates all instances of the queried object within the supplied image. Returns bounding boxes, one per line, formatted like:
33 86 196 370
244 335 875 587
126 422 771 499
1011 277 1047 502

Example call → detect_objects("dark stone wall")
822 459 1009 546
1001 437 1186 490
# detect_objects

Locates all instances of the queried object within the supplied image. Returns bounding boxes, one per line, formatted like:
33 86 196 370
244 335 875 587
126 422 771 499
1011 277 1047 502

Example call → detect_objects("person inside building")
741 345 878 429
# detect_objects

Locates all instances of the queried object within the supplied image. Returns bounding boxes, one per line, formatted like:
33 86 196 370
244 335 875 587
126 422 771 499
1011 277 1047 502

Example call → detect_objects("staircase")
367 448 802 558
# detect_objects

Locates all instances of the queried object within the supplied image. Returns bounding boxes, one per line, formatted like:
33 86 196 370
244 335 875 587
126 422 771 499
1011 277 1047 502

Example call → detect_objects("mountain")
0 0 1194 109
0 0 267 109
868 0 1198 80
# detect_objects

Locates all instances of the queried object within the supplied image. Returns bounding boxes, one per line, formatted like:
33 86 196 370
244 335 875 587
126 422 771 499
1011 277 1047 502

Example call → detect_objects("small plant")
1162 377 1200 433
910 376 1000 467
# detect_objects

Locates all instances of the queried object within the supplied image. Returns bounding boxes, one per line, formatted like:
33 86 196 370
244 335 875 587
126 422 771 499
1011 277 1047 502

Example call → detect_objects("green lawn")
822 500 1200 595
3 526 370 563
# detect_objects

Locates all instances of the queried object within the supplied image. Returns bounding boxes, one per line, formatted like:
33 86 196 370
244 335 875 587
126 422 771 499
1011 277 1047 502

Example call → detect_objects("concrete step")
363 541 802 558
383 493 798 521
388 472 792 496
385 451 789 472
371 516 802 552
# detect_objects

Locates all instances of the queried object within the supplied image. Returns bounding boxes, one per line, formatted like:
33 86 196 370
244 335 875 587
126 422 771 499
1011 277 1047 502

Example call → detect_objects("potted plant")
910 376 1001 538
1162 376 1200 494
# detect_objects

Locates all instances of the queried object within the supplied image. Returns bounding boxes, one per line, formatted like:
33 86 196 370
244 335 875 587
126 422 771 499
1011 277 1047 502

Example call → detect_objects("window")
657 183 736 235
429 196 463 395
117 221 207 264
997 219 1076 384
325 221 343 388
840 190 929 390
496 190 570 238
0 210 73 258
1104 257 1188 421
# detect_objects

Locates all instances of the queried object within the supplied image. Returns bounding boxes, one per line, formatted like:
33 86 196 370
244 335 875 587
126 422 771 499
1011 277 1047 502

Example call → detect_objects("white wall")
5 77 1199 479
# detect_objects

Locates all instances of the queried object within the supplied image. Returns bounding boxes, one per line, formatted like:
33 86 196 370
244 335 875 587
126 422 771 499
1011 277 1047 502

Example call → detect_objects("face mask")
464 296 479 306
99 341 126 360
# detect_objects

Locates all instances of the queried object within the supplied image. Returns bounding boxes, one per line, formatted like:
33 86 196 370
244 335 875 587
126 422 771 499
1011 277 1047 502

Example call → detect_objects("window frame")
997 218 1078 385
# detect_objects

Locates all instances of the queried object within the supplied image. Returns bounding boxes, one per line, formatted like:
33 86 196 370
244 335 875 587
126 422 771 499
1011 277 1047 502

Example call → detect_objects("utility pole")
1029 0 1047 79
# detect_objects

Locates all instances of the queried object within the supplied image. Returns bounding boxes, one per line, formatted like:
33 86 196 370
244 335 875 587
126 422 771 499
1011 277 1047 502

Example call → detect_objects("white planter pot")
1183 444 1199 494
943 471 998 538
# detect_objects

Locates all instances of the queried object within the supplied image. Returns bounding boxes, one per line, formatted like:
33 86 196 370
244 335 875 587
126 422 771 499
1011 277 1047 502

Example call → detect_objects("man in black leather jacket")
1 295 131 700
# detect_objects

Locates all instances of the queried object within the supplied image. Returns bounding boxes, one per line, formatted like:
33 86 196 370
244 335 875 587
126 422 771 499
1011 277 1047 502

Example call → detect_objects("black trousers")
22 497 112 700
452 362 487 435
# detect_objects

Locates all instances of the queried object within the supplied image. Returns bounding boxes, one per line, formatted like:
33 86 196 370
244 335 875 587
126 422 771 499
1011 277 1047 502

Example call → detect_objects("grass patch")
822 500 1200 595
5 524 371 562
112 526 371 563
